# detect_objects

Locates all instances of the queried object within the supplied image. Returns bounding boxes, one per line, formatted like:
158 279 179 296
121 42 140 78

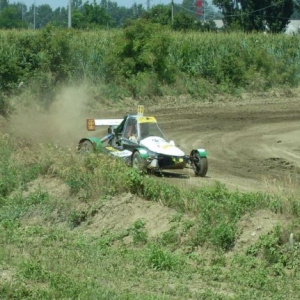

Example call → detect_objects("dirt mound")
233 209 291 253
84 193 178 239
20 177 178 240
24 176 71 199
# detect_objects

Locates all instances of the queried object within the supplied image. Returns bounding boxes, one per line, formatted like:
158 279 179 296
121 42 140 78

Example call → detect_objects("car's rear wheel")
79 140 94 154
193 153 208 177
132 151 145 172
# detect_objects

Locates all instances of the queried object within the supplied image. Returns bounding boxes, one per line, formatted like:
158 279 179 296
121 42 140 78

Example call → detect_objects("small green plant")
169 212 183 223
145 243 180 271
130 219 148 245
268 196 283 214
26 188 49 205
68 210 87 228
246 225 291 267
18 259 49 282
161 226 180 246
65 171 89 195
182 219 194 233
210 222 236 251
210 253 226 267
126 169 144 195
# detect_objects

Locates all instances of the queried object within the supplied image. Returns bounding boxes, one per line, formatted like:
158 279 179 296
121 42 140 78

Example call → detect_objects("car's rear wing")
86 119 123 131
86 106 144 131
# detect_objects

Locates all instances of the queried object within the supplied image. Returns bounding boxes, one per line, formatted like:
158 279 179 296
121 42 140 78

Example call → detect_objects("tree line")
0 0 145 29
0 0 299 32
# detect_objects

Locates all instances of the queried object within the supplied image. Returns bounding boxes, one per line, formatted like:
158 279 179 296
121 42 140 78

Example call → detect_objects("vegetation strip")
1 134 300 298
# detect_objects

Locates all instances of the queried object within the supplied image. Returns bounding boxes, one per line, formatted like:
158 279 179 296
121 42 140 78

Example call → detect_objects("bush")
103 19 175 86
146 243 181 271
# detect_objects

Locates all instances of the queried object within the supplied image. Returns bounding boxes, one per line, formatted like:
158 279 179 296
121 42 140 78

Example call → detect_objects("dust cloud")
8 87 91 148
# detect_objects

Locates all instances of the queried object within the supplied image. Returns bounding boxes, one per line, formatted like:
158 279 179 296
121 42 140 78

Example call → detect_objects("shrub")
103 19 175 85
130 219 148 245
146 243 181 271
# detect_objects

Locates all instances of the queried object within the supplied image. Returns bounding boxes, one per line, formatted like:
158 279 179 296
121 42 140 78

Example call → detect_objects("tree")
294 0 300 12
0 0 9 10
24 4 53 29
103 1 145 27
172 10 217 31
265 0 294 33
0 3 26 29
213 0 294 32
72 0 111 29
212 0 242 29
35 4 53 28
51 7 68 28
142 4 172 26
172 10 196 30
72 0 83 10
239 0 268 31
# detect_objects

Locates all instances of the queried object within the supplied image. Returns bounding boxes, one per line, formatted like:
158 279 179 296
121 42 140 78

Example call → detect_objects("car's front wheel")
192 152 208 177
131 151 146 172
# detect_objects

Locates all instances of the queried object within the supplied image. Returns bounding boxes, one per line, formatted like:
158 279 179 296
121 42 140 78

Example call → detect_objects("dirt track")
153 97 300 192
3 91 300 193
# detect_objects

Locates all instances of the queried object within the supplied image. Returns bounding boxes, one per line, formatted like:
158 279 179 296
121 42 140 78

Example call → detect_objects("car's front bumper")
146 154 188 170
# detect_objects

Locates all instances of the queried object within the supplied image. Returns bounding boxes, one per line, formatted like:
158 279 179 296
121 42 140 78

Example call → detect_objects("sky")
21 0 182 10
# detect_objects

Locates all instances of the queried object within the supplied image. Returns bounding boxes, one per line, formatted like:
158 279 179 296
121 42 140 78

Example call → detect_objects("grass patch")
1 134 300 298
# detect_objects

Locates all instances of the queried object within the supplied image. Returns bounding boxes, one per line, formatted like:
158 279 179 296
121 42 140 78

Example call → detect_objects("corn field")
0 26 300 102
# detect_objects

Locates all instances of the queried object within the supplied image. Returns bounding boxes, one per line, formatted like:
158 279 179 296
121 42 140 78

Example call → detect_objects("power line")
178 0 291 21
223 0 286 18
174 3 215 19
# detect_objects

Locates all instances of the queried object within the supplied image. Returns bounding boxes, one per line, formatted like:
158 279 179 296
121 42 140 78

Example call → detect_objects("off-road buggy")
78 106 208 177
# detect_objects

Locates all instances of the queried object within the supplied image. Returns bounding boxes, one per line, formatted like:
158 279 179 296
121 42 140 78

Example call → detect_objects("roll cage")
116 115 165 145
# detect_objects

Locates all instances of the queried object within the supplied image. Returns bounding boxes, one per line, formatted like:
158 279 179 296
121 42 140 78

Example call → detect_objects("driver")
127 119 138 143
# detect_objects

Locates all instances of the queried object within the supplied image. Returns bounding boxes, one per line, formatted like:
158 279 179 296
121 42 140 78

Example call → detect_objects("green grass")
1 134 300 299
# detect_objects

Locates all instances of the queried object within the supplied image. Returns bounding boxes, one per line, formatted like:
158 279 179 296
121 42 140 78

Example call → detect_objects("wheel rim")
132 152 143 171
83 145 89 152
133 157 141 169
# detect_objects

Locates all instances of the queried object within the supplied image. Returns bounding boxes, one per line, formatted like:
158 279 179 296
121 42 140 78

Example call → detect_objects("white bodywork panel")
94 119 123 126
110 149 132 158
140 137 185 156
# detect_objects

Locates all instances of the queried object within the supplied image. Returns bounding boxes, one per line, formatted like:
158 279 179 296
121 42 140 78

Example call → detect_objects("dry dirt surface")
152 96 300 192
2 90 300 194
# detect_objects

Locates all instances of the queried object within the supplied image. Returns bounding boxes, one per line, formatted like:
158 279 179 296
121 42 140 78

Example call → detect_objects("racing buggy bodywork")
78 106 208 177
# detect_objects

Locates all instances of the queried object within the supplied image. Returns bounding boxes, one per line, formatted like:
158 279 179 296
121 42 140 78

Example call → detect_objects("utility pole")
33 0 36 30
68 0 72 28
171 0 174 23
